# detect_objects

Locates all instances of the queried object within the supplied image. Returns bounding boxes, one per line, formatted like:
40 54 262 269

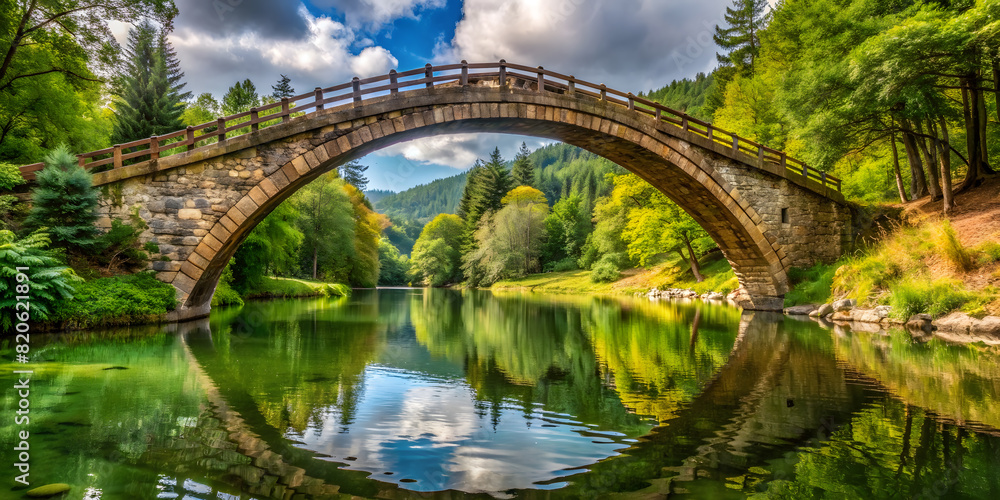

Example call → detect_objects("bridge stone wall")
89 85 853 319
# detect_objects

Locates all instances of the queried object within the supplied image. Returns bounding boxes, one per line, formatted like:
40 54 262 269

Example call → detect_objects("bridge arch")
73 67 851 319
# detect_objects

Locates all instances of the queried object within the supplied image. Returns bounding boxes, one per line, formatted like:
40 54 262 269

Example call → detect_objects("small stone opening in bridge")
781 208 789 224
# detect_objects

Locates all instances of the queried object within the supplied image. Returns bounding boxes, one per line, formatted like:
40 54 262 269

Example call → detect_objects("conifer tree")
112 21 185 144
160 31 192 102
713 0 769 75
511 142 535 187
25 146 99 251
221 79 261 115
271 74 295 100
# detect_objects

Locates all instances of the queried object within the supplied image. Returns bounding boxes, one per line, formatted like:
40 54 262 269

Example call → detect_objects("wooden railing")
17 60 841 192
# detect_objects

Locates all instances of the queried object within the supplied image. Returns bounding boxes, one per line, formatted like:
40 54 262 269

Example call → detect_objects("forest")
2 0 1000 330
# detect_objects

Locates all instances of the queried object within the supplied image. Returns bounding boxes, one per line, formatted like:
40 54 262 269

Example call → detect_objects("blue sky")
163 0 735 191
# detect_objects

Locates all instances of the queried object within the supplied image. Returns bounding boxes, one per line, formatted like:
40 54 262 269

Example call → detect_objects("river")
2 288 999 499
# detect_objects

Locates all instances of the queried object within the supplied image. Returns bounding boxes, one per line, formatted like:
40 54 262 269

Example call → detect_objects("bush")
785 262 840 306
95 208 151 272
888 280 972 319
212 280 244 307
54 273 177 328
590 258 621 283
545 257 578 272
974 241 1000 266
246 277 350 299
0 230 80 331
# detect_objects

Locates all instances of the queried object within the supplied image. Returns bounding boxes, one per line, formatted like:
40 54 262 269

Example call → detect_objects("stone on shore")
810 303 834 318
935 312 1000 337
785 304 819 316
832 298 857 312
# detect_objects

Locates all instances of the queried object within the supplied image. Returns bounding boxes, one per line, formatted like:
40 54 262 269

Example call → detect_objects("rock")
935 313 1000 337
26 484 71 497
810 303 834 318
705 292 725 301
832 298 857 312
906 313 935 333
850 308 887 323
785 304 819 316
831 310 853 322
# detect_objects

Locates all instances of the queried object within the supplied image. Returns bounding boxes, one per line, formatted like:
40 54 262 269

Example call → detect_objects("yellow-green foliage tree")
463 186 550 285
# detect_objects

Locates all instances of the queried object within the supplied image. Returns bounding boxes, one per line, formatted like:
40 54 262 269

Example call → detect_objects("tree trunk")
890 128 909 203
978 85 994 175
960 77 983 191
994 55 1000 123
683 236 703 283
913 120 942 201
937 117 955 215
312 246 318 280
900 127 928 199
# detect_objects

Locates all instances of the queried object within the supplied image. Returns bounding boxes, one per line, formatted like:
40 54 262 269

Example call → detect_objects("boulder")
935 312 1000 337
833 298 857 312
705 292 725 301
810 303 834 318
831 310 853 322
905 313 935 333
850 308 888 323
785 304 819 316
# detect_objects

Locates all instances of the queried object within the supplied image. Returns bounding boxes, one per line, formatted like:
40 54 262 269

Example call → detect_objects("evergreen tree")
511 142 535 187
714 0 769 75
339 160 369 191
112 21 185 144
160 31 192 102
221 79 261 115
271 74 295 100
25 146 99 251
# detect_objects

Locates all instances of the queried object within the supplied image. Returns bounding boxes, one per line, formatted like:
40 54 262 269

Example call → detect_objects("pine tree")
511 142 535 187
338 160 369 191
24 146 99 251
112 21 185 144
713 0 769 75
271 74 295 100
160 31 192 102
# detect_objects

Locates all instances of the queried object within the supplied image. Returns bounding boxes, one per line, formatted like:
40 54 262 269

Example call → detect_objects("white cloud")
376 133 553 169
434 0 732 93
170 5 399 97
312 0 447 29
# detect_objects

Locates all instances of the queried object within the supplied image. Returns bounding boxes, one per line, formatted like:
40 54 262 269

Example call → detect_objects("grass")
54 272 177 329
245 277 350 299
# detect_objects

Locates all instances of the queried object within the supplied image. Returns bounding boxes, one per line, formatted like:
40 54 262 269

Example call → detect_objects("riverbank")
213 276 350 307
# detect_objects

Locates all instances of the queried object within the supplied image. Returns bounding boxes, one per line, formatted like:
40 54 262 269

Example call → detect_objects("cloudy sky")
163 0 737 191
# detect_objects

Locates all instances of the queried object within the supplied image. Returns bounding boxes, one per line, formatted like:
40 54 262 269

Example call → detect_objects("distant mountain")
364 189 395 205
373 172 468 223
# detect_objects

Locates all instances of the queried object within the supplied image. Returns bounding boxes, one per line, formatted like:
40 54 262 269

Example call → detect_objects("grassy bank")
213 276 350 307
51 272 178 330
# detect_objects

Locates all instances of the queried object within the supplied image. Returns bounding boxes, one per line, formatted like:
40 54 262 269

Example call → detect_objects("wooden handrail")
13 61 840 191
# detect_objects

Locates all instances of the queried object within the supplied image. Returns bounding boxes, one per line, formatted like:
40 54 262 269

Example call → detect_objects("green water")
2 288 1000 499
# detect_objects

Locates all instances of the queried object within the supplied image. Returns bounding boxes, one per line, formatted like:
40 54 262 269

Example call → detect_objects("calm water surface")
2 288 1000 499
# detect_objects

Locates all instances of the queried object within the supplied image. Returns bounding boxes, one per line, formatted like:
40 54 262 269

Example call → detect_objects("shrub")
545 257 578 272
0 230 81 331
24 146 99 251
888 280 972 319
54 273 177 328
974 241 1000 266
590 258 621 283
212 263 244 307
785 262 839 306
935 220 973 272
95 208 151 272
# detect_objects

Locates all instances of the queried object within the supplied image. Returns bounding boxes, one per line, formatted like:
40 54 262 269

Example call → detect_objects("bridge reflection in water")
5 290 1000 499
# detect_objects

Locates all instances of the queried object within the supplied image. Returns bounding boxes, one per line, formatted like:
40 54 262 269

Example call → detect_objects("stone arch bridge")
18 61 854 320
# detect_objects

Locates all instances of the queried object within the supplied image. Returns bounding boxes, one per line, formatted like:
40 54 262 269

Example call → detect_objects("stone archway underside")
92 85 852 319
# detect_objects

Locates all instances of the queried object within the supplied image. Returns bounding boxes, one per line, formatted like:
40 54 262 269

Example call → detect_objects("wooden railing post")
682 115 689 132
567 76 575 95
186 126 195 151
113 144 122 169
600 84 607 101
461 60 469 86
499 59 507 88
250 108 259 132
537 66 545 93
732 135 739 155
707 126 713 141
655 108 662 122
779 152 787 170
802 164 808 177
627 93 635 110
314 87 324 111
389 69 398 95
150 136 160 160
77 155 86 167
281 98 290 122
217 118 226 143
757 145 764 162
821 171 828 186
352 77 362 106
425 64 434 88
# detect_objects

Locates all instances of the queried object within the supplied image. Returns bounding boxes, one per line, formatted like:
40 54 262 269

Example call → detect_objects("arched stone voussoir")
103 85 853 320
